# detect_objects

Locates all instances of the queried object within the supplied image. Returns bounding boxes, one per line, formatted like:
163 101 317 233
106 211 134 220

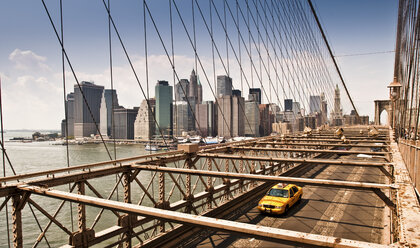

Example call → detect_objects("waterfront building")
216 93 245 138
196 101 216 137
99 89 119 137
74 81 104 138
113 107 138 140
232 94 245 137
245 100 260 137
217 75 232 97
259 104 273 136
155 80 173 136
174 101 189 136
217 95 232 138
284 99 293 111
309 95 321 114
134 99 155 140
61 93 75 138
249 88 262 104
344 110 369 125
186 96 196 131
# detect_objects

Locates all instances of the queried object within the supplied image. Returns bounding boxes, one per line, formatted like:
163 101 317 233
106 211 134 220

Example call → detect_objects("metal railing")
398 138 420 195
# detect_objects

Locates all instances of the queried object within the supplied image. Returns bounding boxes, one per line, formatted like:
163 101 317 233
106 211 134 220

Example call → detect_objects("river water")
0 131 155 247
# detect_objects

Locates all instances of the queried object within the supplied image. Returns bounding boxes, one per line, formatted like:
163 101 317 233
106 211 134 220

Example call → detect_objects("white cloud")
8 49 51 72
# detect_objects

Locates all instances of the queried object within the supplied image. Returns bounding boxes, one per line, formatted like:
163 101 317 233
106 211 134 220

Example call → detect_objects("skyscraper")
197 79 203 104
155 81 173 136
331 84 344 126
292 102 301 115
232 89 242 97
245 99 260 137
175 79 189 101
61 93 75 138
217 95 232 138
216 93 245 138
189 69 198 101
217 75 233 97
196 101 216 137
134 99 155 140
259 104 273 136
249 88 262 104
99 89 119 137
113 107 138 140
232 95 245 137
320 92 328 125
173 101 189 136
334 84 342 116
74 81 104 138
284 99 293 111
309 95 321 114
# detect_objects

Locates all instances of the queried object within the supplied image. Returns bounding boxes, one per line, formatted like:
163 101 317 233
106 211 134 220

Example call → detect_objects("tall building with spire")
175 79 189 101
189 69 198 101
334 84 342 116
331 84 344 126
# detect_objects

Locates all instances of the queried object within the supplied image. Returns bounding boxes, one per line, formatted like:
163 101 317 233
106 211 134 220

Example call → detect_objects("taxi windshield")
267 188 289 198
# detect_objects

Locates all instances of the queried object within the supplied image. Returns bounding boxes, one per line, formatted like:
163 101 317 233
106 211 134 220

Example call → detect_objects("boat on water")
145 145 160 151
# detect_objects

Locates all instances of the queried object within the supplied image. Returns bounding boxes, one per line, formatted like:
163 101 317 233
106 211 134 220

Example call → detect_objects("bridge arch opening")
379 109 389 126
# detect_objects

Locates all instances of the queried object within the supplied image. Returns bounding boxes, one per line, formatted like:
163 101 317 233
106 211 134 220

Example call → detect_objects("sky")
0 0 398 130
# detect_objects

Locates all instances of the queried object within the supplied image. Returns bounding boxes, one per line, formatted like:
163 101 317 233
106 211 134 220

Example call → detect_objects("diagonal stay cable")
145 0 232 139
41 0 113 160
182 0 257 135
100 0 170 147
59 0 75 233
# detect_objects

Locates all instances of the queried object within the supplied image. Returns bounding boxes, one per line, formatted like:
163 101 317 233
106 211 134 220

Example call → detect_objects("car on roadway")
257 183 303 215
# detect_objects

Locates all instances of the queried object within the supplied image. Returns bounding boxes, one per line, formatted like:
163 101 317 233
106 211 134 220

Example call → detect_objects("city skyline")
0 1 397 129
59 73 364 139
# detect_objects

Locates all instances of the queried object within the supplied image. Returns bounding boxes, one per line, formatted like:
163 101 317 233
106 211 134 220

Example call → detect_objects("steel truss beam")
131 165 396 190
256 142 389 148
197 153 392 167
269 138 389 143
18 185 387 248
230 146 391 156
0 151 182 185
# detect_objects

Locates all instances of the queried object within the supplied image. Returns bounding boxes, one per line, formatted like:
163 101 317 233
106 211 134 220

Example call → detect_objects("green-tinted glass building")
155 80 173 136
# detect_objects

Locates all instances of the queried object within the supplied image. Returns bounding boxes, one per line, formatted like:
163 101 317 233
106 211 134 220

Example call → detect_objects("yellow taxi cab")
257 183 303 215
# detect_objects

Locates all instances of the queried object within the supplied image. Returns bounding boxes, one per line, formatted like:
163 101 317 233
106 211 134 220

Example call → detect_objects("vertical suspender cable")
107 0 119 201
307 0 360 123
59 0 74 232
0 78 11 248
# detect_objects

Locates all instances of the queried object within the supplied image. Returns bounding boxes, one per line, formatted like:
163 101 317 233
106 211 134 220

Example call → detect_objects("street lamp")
387 77 402 102
387 77 402 135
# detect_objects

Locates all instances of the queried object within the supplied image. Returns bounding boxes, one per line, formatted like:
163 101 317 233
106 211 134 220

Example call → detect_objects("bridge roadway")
194 144 390 247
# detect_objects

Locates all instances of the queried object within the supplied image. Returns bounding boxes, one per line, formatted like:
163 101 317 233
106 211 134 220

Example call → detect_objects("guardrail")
398 139 420 195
